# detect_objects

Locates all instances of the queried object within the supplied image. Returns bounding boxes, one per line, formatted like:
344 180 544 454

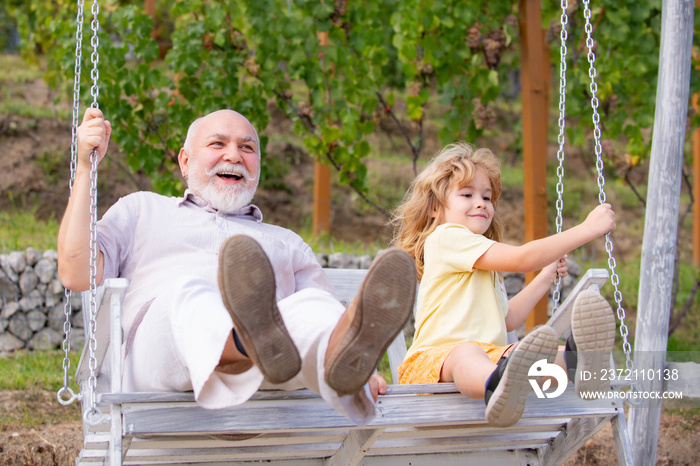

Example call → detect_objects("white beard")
188 163 259 213
198 182 256 213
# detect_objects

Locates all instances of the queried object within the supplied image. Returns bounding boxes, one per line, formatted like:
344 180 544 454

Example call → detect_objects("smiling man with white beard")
180 110 260 213
57 108 417 424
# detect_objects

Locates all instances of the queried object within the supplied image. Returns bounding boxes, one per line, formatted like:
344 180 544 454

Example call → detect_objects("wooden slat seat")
75 268 634 465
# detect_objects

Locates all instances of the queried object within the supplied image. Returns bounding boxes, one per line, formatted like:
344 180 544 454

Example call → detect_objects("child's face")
439 167 494 235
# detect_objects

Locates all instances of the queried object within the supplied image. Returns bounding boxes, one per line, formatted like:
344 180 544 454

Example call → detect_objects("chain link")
551 0 569 314
58 0 86 408
581 0 638 401
58 0 104 417
70 1 84 191
90 0 100 109
86 0 103 421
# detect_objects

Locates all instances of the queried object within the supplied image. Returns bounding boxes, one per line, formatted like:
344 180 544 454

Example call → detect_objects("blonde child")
392 143 617 427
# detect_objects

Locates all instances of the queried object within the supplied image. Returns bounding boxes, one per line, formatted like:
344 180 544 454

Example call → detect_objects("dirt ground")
1 78 698 465
0 390 82 466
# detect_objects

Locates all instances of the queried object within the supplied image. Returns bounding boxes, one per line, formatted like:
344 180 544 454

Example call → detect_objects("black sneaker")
570 290 616 398
484 325 558 427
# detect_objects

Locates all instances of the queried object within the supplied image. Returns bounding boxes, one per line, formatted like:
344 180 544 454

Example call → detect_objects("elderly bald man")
58 108 416 423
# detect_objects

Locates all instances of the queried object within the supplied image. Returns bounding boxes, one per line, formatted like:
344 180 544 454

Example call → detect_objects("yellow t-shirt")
406 223 510 358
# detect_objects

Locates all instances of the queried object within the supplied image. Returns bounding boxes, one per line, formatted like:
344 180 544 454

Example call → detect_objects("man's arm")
57 108 111 291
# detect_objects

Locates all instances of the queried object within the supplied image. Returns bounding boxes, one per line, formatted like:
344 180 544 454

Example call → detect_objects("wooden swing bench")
74 268 635 466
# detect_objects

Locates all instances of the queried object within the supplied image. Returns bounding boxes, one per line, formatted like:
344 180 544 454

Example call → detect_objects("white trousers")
123 276 376 424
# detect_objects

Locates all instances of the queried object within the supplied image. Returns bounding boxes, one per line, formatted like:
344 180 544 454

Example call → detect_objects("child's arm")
505 257 567 331
474 204 615 273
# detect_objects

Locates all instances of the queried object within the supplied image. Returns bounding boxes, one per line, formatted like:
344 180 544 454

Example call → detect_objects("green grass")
499 163 526 191
612 177 647 209
0 98 69 120
0 55 44 84
0 54 69 119
0 207 60 252
0 350 81 392
298 224 388 256
0 350 83 429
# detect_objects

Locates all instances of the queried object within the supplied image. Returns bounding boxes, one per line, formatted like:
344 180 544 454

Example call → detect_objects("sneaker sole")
485 326 558 427
218 235 301 384
571 290 616 397
325 250 416 395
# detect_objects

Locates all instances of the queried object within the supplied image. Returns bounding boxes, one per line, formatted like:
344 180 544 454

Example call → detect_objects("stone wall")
0 249 84 353
0 248 580 353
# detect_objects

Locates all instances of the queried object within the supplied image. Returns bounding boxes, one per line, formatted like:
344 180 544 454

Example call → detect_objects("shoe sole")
571 290 616 397
218 235 301 384
485 326 558 427
325 249 416 395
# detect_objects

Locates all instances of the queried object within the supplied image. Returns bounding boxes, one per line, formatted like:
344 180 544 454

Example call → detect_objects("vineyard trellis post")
518 0 550 330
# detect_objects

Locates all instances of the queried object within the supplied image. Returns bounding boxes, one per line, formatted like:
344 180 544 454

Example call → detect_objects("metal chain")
551 0 569 314
58 0 86 407
581 0 638 401
84 0 104 426
58 0 106 422
89 0 100 109
70 1 85 191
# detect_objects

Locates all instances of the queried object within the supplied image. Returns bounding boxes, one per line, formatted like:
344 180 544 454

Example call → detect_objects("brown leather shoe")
324 248 417 395
217 235 301 384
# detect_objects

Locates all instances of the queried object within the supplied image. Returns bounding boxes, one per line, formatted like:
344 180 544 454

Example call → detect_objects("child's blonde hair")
391 142 503 280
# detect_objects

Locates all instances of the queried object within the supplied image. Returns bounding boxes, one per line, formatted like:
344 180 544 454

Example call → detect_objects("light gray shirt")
97 190 334 337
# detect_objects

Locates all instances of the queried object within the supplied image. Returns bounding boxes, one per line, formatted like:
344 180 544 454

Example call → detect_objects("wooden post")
694 0 700 269
313 162 332 235
144 0 155 17
313 30 332 235
628 2 694 465
694 92 700 267
692 0 700 268
519 0 550 330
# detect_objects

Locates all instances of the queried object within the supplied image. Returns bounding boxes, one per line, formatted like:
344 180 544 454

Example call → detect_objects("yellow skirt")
398 341 514 385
